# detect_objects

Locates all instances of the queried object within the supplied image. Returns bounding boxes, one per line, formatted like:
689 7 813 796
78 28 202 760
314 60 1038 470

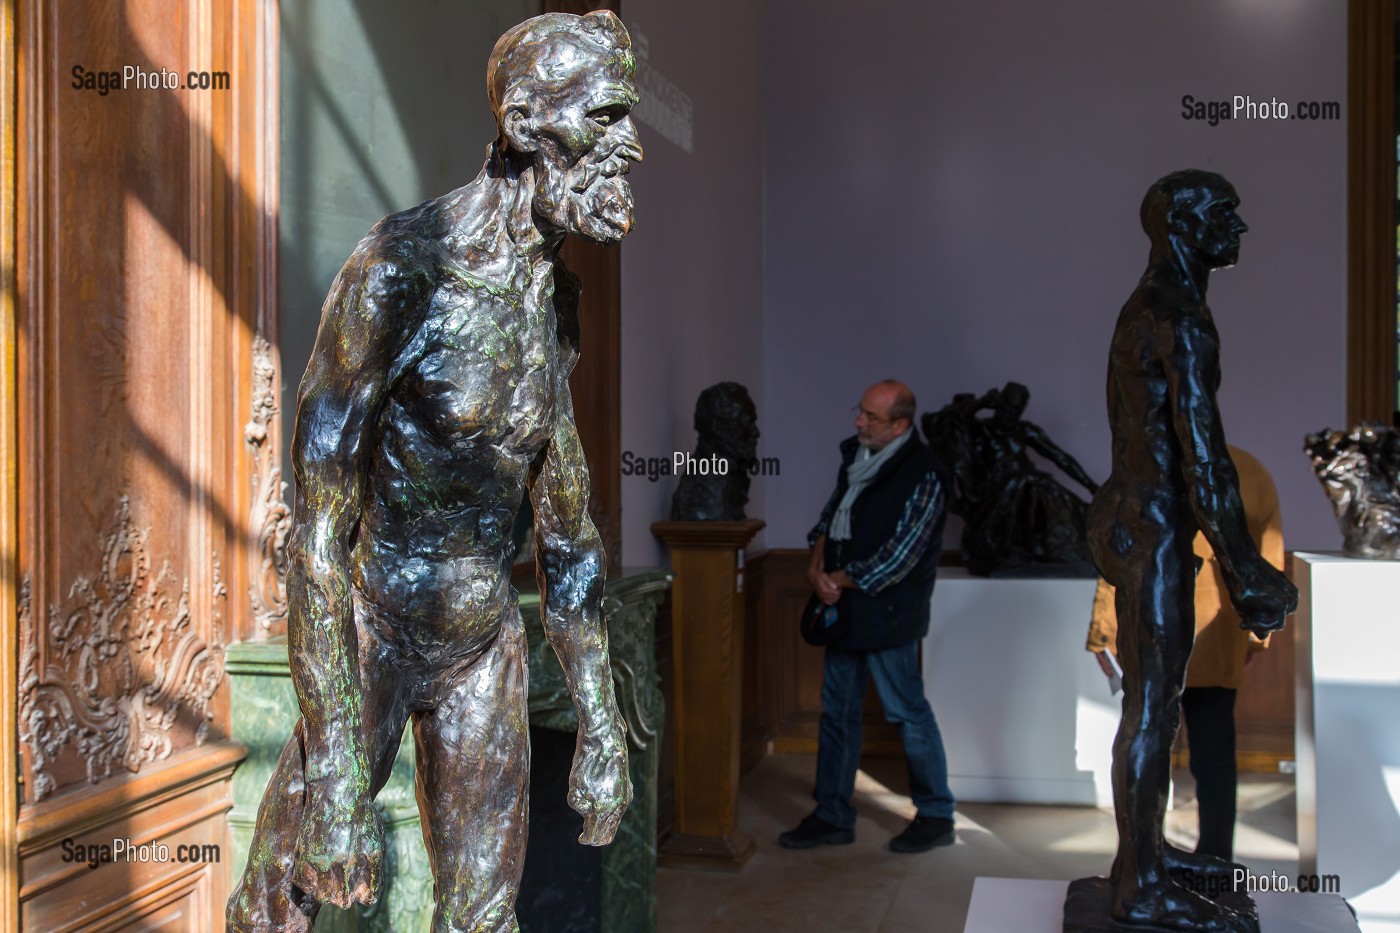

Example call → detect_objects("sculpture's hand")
569 722 632 845
292 795 386 909
1233 562 1298 637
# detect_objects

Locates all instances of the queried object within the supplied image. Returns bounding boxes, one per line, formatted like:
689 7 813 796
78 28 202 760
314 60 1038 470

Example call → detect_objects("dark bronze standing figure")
227 12 642 932
1304 423 1400 559
1068 171 1297 933
923 382 1099 575
669 381 761 521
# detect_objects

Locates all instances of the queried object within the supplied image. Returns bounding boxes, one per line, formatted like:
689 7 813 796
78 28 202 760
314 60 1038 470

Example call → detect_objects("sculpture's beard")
537 150 636 245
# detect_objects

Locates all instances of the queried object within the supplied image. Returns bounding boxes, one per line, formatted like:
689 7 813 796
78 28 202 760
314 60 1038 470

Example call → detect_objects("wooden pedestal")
651 519 765 871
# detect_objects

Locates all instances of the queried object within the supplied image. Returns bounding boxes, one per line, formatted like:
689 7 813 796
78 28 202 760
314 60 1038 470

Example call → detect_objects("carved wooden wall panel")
12 0 277 926
754 549 905 758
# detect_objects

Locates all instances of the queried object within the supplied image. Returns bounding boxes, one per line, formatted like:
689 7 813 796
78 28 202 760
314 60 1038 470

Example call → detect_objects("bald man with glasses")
780 380 958 854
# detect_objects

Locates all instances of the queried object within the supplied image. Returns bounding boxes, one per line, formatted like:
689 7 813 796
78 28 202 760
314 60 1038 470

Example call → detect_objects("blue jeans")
814 642 955 829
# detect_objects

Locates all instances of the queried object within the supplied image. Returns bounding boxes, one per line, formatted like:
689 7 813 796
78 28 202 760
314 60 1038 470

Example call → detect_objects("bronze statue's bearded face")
490 12 644 245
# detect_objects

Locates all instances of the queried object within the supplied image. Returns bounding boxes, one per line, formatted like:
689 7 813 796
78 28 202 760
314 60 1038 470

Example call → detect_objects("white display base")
1294 552 1400 933
964 877 1359 932
923 570 1114 805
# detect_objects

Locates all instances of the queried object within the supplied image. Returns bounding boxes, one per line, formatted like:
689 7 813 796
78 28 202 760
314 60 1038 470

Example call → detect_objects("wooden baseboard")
1172 749 1293 775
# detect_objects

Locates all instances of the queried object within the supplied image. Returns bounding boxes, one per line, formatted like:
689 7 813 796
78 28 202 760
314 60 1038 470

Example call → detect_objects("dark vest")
822 433 946 651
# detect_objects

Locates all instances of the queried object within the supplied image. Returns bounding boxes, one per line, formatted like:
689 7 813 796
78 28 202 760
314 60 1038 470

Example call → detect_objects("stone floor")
657 753 1299 932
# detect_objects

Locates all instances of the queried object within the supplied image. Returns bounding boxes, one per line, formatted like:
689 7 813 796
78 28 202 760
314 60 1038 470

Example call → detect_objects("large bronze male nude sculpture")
227 12 642 931
1069 171 1297 932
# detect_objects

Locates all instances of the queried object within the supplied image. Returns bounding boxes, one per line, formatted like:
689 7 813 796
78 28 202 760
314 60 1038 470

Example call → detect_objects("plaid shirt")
809 469 945 595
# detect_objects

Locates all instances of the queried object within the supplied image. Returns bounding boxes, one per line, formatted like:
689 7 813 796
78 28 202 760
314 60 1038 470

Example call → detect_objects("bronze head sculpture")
1067 170 1298 933
227 12 641 932
670 381 761 521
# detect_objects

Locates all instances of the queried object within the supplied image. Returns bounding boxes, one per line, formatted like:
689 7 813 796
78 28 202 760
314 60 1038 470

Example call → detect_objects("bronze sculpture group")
924 381 1099 575
228 12 641 931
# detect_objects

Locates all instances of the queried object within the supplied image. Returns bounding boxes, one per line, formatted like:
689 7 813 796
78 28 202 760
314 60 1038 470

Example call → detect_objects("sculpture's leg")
414 608 530 933
227 619 408 932
226 720 322 933
1107 532 1251 931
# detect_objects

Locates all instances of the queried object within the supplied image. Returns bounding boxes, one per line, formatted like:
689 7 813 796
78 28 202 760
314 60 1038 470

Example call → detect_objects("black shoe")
778 814 855 849
889 816 955 853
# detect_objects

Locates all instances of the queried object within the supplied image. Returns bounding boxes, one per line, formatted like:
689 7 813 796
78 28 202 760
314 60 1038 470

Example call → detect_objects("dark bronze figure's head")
488 11 644 245
1141 169 1248 270
695 382 760 463
992 382 1030 423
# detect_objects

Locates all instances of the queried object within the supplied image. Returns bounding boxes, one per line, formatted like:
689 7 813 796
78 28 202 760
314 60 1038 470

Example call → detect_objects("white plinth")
923 570 1113 806
1294 552 1400 933
964 877 1359 932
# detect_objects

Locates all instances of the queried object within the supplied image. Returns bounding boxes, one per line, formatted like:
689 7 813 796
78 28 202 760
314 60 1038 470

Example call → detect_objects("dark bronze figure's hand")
569 725 632 845
292 796 386 908
1232 561 1297 637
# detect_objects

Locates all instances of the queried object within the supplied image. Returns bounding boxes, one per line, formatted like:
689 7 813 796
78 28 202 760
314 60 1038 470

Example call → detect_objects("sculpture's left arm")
1024 424 1099 494
529 376 631 846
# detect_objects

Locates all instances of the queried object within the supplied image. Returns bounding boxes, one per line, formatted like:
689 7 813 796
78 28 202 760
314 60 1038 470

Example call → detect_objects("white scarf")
829 429 911 541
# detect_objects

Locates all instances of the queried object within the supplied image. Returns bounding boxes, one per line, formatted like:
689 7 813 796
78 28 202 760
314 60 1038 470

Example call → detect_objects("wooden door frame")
1349 0 1397 424
1 0 20 923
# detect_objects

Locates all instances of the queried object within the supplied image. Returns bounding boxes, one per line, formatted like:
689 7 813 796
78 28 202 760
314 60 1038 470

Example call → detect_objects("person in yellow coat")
1086 446 1283 861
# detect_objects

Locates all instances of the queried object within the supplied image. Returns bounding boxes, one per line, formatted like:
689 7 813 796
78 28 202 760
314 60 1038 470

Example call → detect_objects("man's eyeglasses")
851 405 891 425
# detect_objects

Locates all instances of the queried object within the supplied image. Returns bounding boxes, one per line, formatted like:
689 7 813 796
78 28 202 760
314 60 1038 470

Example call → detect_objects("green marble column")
227 567 670 932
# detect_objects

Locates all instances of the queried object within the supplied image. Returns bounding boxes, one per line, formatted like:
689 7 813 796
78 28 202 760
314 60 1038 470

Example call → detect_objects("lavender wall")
760 0 1348 552
620 1 766 566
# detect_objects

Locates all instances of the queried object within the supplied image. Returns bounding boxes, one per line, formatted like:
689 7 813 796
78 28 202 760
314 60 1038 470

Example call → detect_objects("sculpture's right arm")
286 244 425 903
1159 313 1296 633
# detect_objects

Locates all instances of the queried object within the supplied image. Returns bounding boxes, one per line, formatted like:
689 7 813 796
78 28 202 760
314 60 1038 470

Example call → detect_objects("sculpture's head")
488 11 643 244
996 382 1030 422
695 382 760 463
1140 169 1248 271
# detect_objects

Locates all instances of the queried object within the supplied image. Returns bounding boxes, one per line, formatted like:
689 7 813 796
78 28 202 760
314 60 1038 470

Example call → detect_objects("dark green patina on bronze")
227 12 644 932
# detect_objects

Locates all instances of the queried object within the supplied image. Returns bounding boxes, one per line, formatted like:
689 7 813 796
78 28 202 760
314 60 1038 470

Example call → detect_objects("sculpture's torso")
344 208 566 668
1099 278 1220 527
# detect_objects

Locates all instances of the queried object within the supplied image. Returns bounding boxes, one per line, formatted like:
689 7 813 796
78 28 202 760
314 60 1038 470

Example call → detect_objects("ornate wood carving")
13 0 273 923
18 499 227 803
245 335 290 632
